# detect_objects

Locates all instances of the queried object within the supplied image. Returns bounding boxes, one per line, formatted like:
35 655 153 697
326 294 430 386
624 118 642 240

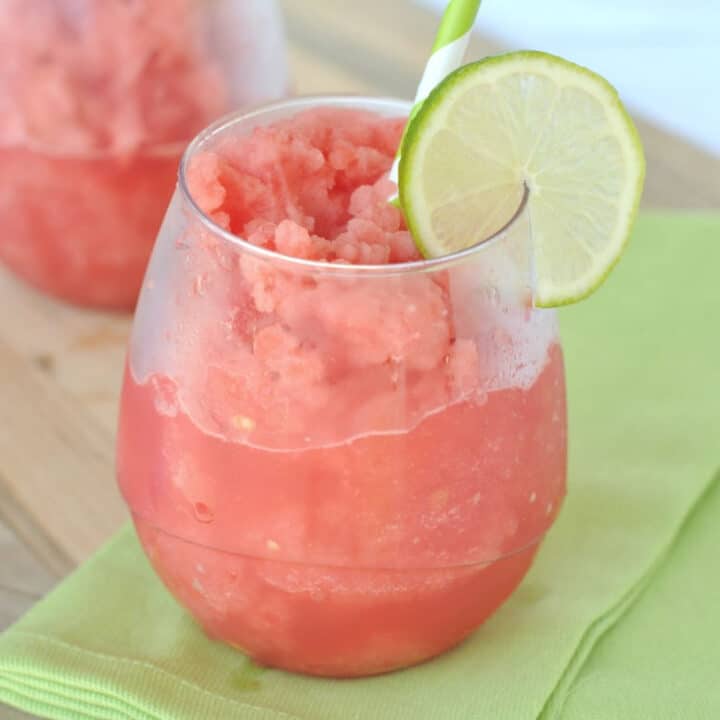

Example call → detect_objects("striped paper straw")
389 0 482 190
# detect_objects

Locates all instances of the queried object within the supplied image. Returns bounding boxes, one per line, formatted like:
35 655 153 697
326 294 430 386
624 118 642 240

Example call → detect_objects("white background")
417 0 720 155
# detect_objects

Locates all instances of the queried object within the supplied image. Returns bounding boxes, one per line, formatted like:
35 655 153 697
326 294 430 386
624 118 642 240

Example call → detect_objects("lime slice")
399 51 645 307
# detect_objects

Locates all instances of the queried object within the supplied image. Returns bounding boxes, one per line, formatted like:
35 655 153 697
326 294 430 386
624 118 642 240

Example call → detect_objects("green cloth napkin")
561 469 720 720
1 212 719 720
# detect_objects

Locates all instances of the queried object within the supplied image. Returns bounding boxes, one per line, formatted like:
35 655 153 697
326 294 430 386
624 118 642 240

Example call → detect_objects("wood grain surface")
1 1 718 717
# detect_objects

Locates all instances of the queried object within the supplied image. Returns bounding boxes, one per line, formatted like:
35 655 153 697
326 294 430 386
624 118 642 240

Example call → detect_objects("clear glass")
117 96 567 677
0 0 288 309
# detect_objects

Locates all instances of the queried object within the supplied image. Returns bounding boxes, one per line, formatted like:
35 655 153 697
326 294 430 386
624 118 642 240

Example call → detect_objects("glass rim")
178 94 530 277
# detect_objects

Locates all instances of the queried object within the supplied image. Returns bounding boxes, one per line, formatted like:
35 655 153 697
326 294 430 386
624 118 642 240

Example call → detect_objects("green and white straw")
389 0 482 189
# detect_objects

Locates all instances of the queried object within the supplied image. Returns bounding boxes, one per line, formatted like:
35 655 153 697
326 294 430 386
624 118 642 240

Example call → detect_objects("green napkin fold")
1 212 719 720
561 469 720 720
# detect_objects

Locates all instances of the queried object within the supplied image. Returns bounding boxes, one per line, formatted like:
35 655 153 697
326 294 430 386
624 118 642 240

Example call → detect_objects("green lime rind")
398 50 646 308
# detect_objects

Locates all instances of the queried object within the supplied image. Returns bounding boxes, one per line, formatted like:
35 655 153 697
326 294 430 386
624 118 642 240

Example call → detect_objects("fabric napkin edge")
541 466 720 719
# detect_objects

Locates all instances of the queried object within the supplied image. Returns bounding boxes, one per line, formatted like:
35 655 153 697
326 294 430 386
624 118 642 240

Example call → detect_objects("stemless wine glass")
0 0 288 309
116 96 567 678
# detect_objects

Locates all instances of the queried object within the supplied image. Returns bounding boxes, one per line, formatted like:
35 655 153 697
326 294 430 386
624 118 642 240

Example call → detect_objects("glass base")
133 515 540 678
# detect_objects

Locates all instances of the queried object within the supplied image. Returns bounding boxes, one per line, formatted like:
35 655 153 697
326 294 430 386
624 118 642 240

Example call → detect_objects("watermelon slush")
117 99 567 676
0 0 287 309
